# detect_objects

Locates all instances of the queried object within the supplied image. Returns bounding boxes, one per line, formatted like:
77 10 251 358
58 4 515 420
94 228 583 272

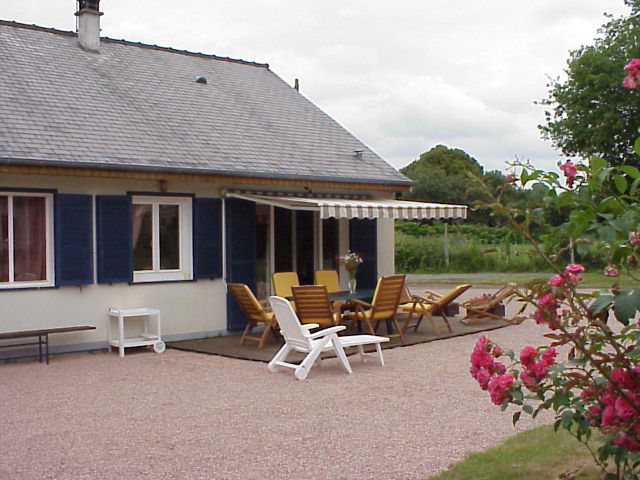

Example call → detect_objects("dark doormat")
168 318 509 363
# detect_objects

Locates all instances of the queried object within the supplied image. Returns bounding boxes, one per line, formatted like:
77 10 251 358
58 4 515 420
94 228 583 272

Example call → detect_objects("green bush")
395 231 548 273
395 221 529 245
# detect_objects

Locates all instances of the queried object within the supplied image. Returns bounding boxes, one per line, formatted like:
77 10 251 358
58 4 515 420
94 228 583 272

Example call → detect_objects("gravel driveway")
0 306 555 480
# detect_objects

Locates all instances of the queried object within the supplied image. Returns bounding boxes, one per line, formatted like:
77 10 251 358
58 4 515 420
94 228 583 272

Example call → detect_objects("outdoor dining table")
328 289 375 304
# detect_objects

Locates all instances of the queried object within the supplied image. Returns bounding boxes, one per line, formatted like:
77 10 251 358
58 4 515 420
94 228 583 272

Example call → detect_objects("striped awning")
225 193 467 220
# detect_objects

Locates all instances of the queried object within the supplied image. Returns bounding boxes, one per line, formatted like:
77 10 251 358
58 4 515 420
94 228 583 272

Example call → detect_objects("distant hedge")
395 221 527 245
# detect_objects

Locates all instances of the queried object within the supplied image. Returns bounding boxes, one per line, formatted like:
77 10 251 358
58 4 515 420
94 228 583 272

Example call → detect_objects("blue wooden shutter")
349 218 378 289
55 194 93 286
225 198 256 331
193 198 222 279
96 195 132 284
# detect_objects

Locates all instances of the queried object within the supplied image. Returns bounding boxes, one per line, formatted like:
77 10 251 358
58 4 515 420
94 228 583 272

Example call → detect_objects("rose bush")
469 60 640 479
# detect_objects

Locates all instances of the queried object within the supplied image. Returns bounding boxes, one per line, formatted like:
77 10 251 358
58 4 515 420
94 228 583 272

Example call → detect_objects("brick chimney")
75 0 102 52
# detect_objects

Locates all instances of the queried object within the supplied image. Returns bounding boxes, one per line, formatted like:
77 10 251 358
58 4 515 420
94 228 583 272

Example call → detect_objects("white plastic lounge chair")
268 296 390 380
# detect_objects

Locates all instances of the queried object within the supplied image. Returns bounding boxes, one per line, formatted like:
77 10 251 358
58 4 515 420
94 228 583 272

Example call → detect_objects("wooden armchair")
271 272 300 298
398 284 472 335
461 283 522 324
346 274 406 342
313 270 341 293
228 283 279 349
291 285 343 327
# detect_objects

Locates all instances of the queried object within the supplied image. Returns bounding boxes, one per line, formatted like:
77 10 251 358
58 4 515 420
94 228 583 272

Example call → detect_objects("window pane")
322 218 339 270
159 204 179 270
13 196 46 282
132 204 153 271
0 197 8 282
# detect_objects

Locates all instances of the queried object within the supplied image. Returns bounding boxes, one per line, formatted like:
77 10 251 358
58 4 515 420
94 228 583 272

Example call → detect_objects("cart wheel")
153 341 166 353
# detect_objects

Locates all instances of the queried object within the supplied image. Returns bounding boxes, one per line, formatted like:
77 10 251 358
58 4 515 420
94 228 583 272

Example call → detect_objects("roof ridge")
0 19 269 68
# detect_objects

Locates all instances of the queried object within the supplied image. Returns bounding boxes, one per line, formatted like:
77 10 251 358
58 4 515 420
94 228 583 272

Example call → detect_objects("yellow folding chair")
271 272 300 298
399 284 472 335
228 283 279 349
313 270 341 293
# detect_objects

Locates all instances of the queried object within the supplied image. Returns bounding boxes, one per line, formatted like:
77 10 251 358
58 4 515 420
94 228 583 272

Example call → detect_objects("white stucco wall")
2 279 228 353
3 174 229 354
2 172 401 355
376 217 395 277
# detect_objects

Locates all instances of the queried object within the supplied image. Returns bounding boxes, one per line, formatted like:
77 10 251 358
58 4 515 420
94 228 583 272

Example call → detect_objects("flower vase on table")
348 276 357 294
341 251 363 295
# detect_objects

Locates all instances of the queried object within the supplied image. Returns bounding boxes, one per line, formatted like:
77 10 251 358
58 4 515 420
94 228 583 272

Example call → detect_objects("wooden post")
444 222 449 267
570 237 575 264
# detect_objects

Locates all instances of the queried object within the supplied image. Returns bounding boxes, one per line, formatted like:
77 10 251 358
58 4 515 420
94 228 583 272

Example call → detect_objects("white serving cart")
108 307 165 357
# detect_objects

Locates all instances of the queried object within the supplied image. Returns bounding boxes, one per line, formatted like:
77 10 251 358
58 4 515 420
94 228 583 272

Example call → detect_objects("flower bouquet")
341 251 362 293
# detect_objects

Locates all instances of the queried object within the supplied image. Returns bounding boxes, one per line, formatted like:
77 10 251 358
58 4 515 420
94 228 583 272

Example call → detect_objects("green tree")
401 145 535 225
540 2 640 166
400 144 482 206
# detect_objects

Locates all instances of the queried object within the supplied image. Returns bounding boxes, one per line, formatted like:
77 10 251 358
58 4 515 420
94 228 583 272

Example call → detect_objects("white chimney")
75 0 102 52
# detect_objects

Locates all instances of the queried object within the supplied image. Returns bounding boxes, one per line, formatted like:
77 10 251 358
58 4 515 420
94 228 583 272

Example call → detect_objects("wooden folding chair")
461 283 522 324
272 272 300 298
228 283 279 349
291 285 343 327
346 274 406 342
399 283 472 335
313 270 341 293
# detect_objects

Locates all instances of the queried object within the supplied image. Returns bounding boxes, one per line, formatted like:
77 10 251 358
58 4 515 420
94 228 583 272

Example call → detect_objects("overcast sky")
0 1 632 173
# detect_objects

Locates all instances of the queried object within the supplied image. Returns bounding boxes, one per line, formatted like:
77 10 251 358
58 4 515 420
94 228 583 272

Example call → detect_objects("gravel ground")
0 290 553 480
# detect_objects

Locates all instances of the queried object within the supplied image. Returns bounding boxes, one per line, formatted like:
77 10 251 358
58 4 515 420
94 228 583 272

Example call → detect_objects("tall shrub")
470 60 640 480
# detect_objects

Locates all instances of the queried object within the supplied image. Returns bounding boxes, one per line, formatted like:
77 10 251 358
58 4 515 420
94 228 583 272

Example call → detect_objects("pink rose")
630 231 640 247
532 361 549 378
520 371 538 389
474 368 491 390
614 394 638 420
623 59 640 90
541 347 557 366
549 275 564 286
537 293 557 308
604 265 619 277
565 264 585 274
614 432 640 451
602 404 617 428
559 160 578 187
488 372 514 405
519 346 538 368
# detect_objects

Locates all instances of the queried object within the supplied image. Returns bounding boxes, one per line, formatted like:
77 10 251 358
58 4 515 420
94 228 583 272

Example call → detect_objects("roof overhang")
225 193 467 220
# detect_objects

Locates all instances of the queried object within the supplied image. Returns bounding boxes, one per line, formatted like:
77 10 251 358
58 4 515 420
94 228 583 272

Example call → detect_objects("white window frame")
0 191 54 289
132 195 193 283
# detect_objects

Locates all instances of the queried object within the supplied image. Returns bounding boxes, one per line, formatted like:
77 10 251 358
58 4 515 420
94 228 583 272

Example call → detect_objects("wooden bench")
0 326 96 364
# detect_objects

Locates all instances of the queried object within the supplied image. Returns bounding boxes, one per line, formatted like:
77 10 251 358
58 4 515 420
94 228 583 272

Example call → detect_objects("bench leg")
45 333 49 365
38 334 43 363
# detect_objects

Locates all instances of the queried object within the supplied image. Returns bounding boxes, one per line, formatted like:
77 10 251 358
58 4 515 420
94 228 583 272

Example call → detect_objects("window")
131 195 192 282
0 192 53 288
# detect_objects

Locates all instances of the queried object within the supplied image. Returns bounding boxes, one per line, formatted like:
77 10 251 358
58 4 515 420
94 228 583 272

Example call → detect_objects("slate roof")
0 21 412 187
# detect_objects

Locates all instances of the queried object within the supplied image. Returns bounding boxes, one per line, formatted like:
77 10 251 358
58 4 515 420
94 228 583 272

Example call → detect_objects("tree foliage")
400 144 482 205
540 3 640 166
400 145 533 225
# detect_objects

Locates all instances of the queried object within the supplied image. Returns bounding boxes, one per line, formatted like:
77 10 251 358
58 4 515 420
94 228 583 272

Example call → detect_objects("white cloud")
0 0 632 174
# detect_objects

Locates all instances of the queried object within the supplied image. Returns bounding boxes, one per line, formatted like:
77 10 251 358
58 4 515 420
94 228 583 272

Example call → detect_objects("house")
0 1 466 356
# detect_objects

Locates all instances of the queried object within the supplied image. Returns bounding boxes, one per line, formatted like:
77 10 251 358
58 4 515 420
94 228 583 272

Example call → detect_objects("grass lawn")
414 271 637 290
428 425 602 480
